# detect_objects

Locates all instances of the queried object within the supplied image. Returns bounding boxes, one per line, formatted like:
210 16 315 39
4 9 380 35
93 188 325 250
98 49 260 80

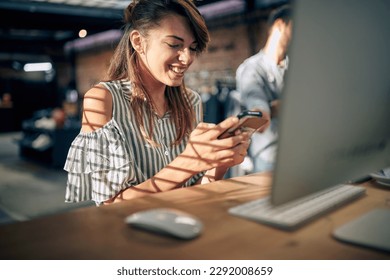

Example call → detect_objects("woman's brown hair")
105 0 210 145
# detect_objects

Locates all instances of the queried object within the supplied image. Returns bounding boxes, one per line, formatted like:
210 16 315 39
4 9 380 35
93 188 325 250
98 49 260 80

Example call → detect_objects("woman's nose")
178 48 193 65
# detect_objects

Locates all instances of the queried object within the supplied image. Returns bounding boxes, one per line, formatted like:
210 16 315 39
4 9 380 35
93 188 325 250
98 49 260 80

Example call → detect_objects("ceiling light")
79 29 87 38
23 62 52 72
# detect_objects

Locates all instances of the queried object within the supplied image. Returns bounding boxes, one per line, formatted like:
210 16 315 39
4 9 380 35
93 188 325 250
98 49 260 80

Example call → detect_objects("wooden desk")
0 173 389 260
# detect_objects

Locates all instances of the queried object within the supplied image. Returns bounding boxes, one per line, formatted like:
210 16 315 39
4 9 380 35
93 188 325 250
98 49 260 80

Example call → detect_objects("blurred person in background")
236 4 292 173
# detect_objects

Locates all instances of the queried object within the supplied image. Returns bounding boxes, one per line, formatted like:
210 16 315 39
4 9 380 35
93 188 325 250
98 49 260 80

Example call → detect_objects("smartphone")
219 110 268 139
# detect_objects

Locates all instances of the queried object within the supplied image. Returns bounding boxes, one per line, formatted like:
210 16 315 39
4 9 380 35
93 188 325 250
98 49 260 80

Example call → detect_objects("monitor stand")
332 208 390 252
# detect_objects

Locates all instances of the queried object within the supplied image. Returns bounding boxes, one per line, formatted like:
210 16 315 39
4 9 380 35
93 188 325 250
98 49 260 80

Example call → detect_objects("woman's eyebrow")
166 35 197 44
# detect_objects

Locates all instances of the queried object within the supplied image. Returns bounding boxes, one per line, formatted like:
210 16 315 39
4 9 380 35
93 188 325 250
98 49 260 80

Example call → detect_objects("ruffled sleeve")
64 119 133 205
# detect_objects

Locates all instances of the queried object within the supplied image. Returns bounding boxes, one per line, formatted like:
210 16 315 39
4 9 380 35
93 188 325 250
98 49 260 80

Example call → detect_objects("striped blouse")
64 80 204 205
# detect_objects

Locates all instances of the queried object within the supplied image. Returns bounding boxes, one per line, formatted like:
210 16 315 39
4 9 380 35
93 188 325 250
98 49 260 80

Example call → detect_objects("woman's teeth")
170 66 185 74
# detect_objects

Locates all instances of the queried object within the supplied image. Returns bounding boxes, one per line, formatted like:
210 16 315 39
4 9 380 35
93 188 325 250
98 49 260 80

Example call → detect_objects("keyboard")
228 184 366 230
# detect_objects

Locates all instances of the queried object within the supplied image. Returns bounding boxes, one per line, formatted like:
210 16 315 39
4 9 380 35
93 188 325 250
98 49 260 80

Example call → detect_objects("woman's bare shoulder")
83 84 112 102
81 84 113 132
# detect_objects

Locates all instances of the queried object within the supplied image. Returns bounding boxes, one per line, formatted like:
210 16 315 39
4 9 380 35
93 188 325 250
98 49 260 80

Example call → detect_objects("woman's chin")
165 78 184 87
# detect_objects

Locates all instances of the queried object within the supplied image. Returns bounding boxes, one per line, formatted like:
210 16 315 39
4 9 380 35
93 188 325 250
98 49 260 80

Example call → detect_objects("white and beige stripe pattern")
64 80 204 205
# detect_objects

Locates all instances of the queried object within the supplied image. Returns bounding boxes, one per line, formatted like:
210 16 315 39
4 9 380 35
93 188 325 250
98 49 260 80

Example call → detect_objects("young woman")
64 0 250 205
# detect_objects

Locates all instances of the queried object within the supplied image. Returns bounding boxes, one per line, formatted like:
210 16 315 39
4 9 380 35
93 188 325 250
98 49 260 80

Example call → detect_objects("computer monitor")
271 0 390 206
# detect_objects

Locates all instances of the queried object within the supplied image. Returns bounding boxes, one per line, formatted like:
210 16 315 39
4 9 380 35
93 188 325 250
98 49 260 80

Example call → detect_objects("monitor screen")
271 0 390 205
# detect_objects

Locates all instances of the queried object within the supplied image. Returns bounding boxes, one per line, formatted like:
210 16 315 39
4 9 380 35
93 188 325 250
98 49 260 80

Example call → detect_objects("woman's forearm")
198 166 228 184
105 153 200 204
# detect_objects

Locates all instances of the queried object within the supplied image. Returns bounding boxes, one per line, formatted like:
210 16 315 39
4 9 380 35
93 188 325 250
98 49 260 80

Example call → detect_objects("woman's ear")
129 30 144 54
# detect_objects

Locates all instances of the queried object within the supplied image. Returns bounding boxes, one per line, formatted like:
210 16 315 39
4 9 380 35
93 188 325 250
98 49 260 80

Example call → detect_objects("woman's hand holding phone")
182 116 251 172
218 110 269 139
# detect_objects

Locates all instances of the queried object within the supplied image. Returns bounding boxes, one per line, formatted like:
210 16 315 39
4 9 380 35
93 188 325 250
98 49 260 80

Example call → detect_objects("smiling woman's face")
137 14 198 88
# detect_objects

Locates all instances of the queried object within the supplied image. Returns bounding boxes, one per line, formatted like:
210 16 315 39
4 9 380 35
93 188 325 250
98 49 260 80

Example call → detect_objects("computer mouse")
125 208 203 240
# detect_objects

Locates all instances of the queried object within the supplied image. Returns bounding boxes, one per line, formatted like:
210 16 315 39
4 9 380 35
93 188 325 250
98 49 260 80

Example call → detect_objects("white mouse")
125 208 203 240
